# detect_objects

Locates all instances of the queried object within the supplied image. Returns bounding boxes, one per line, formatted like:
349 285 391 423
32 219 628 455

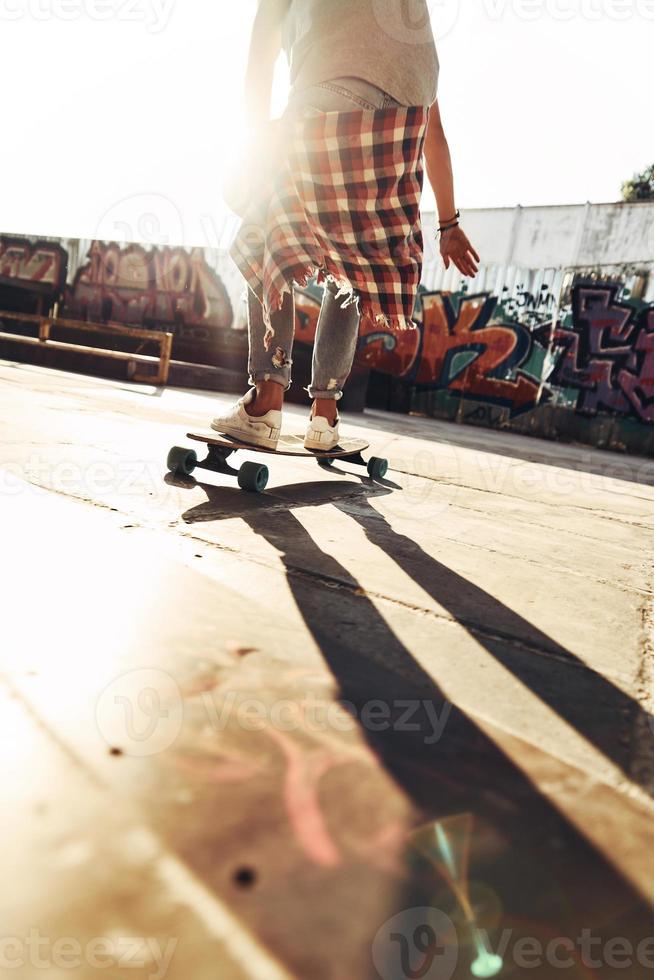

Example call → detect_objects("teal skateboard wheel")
367 457 388 480
167 446 198 476
237 461 269 492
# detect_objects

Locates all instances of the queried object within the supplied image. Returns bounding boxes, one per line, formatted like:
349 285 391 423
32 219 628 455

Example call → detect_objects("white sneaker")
211 390 282 450
304 413 340 451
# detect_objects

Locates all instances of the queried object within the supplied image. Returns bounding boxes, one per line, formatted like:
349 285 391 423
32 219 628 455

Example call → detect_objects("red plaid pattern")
230 105 429 340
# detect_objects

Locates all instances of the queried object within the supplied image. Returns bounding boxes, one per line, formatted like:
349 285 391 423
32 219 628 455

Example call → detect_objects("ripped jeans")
247 76 403 401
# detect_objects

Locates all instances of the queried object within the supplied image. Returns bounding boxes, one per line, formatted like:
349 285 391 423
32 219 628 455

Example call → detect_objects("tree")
621 164 654 202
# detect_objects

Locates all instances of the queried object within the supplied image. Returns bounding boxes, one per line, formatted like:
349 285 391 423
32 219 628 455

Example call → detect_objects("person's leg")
246 286 294 416
211 287 294 448
284 77 402 432
308 281 360 423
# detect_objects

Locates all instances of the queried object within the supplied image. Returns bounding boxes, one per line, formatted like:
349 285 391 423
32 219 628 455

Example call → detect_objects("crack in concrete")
13 474 651 670
464 702 654 818
630 578 654 796
391 468 654 530
9 467 654 825
433 498 654 548
173 526 636 682
336 501 654 598
0 671 105 790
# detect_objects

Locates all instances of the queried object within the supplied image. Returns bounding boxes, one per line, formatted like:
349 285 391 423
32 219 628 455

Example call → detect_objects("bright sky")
3 0 653 246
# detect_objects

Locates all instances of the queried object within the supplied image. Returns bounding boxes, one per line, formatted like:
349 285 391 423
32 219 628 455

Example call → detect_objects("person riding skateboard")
214 0 479 451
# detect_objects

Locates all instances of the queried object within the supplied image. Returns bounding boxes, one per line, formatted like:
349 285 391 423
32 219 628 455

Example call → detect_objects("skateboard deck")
166 432 388 492
186 431 370 458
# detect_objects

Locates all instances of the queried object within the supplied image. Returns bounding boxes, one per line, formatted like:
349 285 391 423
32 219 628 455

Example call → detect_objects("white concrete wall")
8 199 654 314
421 200 654 302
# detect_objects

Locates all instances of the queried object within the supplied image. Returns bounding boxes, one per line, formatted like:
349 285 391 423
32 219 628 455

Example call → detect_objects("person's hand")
440 225 480 278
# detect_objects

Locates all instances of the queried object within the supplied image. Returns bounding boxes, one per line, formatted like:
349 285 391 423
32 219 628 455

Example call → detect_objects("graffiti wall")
551 283 654 425
0 235 68 302
65 241 233 343
285 273 654 451
0 234 238 367
358 280 654 453
1 215 653 453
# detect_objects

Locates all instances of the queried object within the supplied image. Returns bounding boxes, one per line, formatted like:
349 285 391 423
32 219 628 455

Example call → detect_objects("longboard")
166 431 389 492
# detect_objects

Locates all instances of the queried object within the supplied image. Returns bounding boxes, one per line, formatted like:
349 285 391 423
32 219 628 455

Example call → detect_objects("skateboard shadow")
178 472 652 799
333 494 651 787
171 473 652 957
175 476 393 523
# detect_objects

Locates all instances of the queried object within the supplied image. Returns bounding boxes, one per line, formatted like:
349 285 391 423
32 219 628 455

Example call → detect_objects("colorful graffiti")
356 318 422 379
500 283 557 326
413 292 543 416
295 284 422 380
1 226 652 442
297 281 567 419
551 283 654 424
65 241 233 342
354 281 654 426
355 289 547 417
0 235 68 295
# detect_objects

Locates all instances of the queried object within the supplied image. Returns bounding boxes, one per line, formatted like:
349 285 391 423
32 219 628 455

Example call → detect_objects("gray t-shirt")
282 0 439 106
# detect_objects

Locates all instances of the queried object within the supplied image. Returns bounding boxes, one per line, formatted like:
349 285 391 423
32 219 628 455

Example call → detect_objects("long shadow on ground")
180 475 652 977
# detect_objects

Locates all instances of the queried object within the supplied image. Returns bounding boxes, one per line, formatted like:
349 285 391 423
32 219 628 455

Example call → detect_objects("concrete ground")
1 358 653 980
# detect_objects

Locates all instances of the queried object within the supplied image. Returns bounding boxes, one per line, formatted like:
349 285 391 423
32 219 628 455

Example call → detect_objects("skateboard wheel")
367 457 388 480
238 461 269 493
167 446 198 476
317 456 334 469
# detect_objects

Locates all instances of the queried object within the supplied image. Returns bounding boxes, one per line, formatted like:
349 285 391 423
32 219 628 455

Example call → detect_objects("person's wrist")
438 209 460 232
438 219 460 237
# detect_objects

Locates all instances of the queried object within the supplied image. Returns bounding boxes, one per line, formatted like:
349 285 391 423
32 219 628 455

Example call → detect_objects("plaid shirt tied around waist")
229 104 430 344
